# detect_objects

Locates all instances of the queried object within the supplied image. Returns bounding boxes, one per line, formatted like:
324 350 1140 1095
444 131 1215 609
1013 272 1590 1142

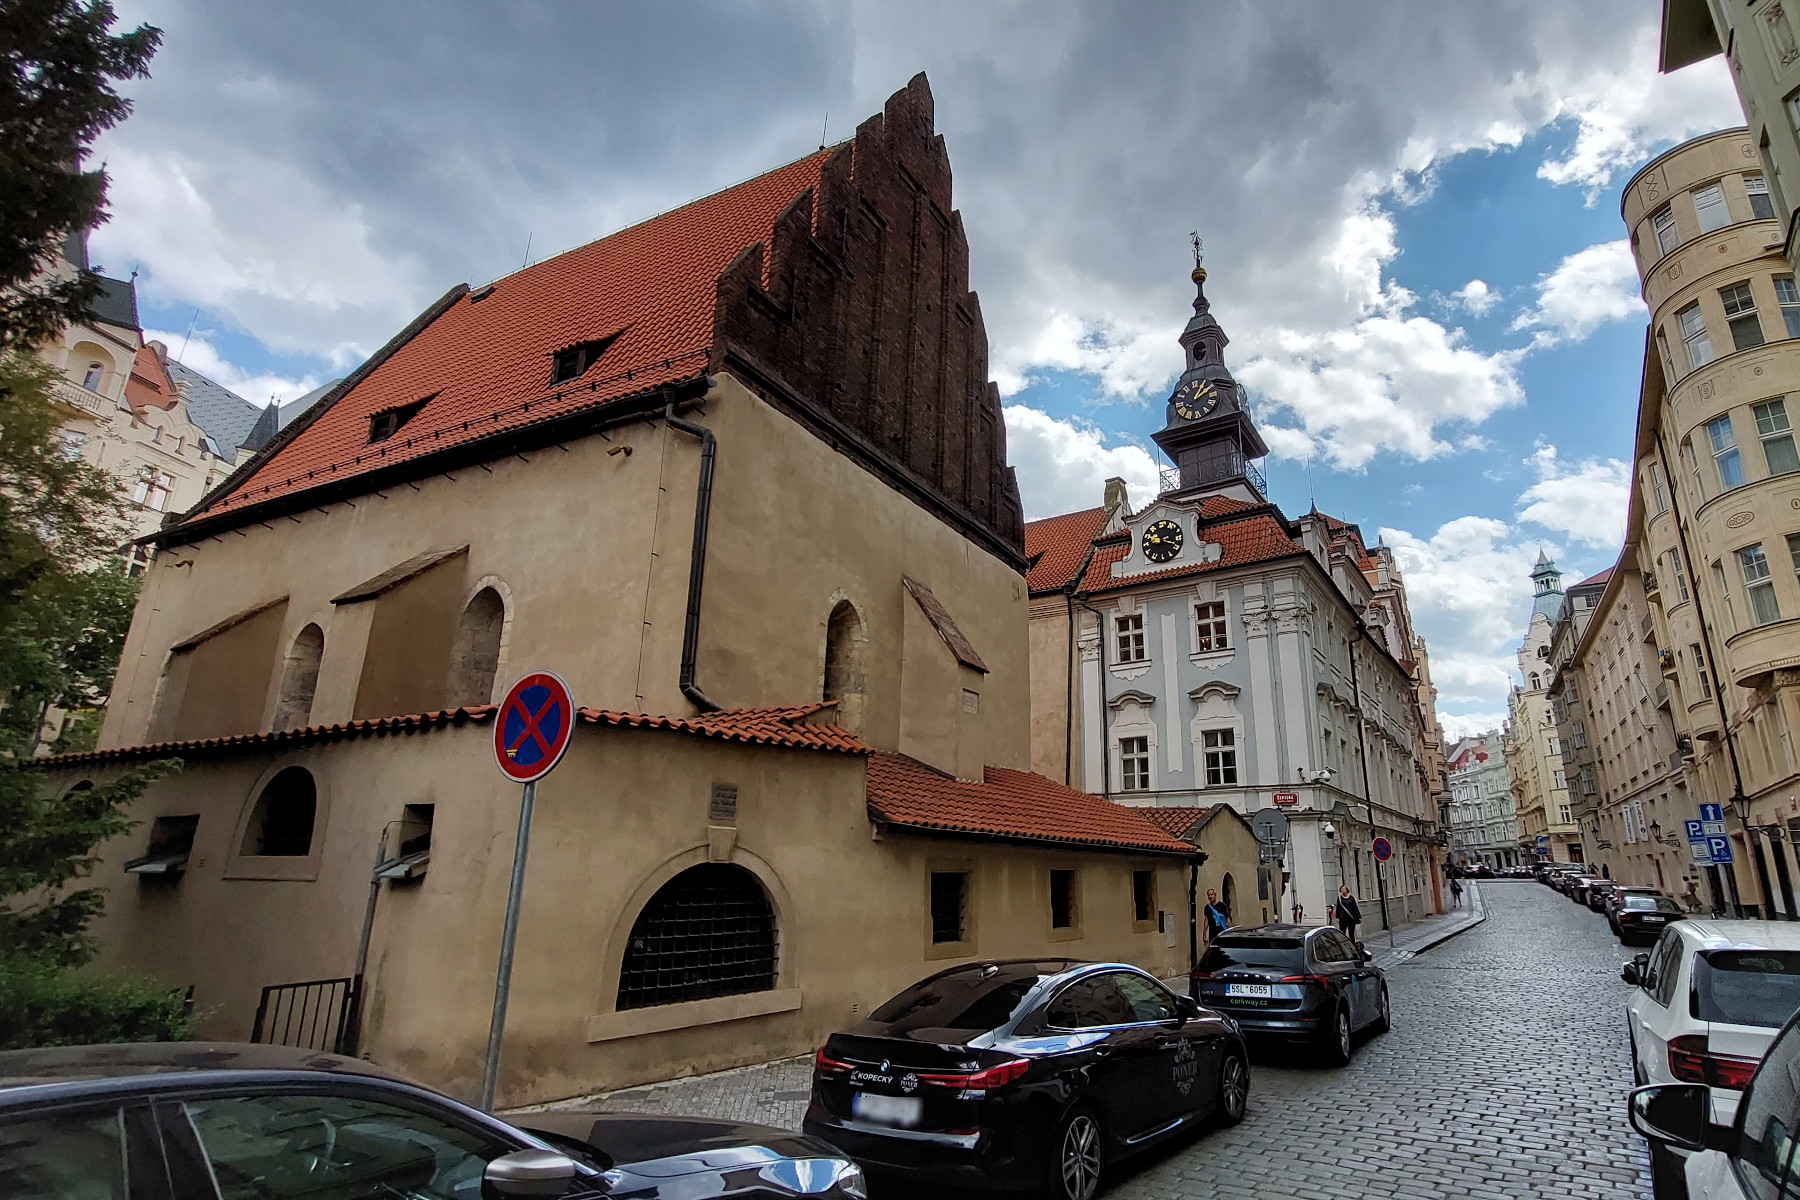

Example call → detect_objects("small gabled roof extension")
1079 511 1301 593
1024 505 1108 594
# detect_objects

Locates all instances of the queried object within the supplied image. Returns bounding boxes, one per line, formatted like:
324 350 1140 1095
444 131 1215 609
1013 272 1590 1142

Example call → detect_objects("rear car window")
1622 896 1683 913
870 972 1042 1031
1198 938 1305 972
1692 950 1800 1028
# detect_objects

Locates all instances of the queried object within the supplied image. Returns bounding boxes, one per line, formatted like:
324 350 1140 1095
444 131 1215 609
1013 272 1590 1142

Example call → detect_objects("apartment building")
1508 554 1583 863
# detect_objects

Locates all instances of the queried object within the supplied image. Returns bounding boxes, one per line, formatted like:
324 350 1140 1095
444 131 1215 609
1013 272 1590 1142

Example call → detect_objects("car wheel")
1318 1004 1352 1067
1048 1107 1103 1200
1216 1050 1249 1125
1371 985 1391 1035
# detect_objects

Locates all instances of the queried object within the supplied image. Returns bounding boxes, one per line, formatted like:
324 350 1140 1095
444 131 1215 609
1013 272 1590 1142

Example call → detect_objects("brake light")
916 1058 1031 1091
1668 1035 1759 1090
1190 971 1215 980
1280 975 1333 988
814 1046 853 1076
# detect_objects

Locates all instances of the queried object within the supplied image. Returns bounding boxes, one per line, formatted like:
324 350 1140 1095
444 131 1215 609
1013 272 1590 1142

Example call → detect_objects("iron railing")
251 976 360 1055
1157 456 1267 497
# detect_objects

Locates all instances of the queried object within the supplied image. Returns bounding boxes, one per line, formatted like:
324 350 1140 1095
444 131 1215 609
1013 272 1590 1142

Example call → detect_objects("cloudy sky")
92 1 1744 734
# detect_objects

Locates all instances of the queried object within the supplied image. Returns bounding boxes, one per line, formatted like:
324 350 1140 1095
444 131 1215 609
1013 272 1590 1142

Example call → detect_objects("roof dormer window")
549 335 619 386
369 397 431 444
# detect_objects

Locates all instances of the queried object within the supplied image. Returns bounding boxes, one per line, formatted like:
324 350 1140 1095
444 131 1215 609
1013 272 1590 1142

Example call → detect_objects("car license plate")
851 1092 922 1127
1226 983 1272 998
1642 916 1667 923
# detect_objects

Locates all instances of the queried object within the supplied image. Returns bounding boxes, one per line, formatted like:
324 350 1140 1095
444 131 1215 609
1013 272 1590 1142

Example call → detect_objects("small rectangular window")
1742 545 1783 625
1050 869 1076 929
1194 601 1229 652
1721 282 1766 351
1679 303 1714 370
1692 643 1713 699
549 336 619 385
1202 728 1238 786
1115 613 1146 663
1119 737 1151 791
930 871 968 944
1777 276 1800 339
1649 463 1669 513
376 804 434 881
1653 205 1680 255
1708 415 1745 489
1132 870 1154 923
1670 550 1690 602
1756 398 1800 475
368 397 430 445
1747 173 1778 221
124 814 200 876
1694 182 1731 233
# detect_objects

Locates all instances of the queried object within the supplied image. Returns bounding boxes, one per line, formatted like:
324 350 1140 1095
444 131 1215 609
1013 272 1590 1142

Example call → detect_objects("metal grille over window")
1119 736 1150 791
1115 613 1145 662
1194 601 1229 651
1694 182 1731 234
930 872 967 944
1747 173 1778 221
1721 281 1766 351
1679 303 1713 370
1756 399 1799 475
616 864 776 1011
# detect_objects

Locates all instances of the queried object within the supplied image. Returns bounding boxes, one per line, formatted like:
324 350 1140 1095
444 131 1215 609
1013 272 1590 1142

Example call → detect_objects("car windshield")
869 971 1044 1031
1198 937 1304 972
1692 950 1800 1028
1622 896 1682 913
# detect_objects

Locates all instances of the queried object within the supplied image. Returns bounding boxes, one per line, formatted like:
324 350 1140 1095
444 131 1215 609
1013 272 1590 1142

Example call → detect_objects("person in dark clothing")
1203 889 1230 940
1335 885 1362 939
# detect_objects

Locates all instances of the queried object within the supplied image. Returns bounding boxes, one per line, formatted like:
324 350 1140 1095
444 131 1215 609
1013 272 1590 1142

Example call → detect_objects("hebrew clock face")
1171 378 1219 421
1142 519 1184 563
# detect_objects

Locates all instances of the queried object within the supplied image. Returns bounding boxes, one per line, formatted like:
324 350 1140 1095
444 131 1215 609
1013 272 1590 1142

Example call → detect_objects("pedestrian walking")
1335 885 1362 939
1202 888 1230 941
1449 875 1464 907
1680 877 1703 914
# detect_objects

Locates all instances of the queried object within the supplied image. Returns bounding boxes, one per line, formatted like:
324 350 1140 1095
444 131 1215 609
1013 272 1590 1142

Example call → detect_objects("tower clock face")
1141 519 1184 563
1171 378 1219 421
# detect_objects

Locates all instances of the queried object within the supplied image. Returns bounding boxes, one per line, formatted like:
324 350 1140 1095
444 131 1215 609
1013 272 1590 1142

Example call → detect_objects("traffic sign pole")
480 672 575 1111
1370 837 1395 949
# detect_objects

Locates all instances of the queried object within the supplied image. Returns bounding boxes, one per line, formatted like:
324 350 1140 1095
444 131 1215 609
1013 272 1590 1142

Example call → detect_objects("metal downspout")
666 396 720 712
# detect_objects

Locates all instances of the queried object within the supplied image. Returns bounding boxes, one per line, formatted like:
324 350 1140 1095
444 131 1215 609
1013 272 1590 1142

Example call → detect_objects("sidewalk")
1367 880 1486 970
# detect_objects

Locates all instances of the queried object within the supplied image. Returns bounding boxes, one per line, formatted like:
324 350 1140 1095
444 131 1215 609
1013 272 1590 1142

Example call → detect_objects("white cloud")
1439 712 1508 741
1512 239 1643 343
1515 443 1631 548
146 328 323 408
1002 406 1161 520
1450 279 1497 317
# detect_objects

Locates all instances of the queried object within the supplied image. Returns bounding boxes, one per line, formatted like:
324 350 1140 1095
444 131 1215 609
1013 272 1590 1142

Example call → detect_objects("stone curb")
1372 882 1487 970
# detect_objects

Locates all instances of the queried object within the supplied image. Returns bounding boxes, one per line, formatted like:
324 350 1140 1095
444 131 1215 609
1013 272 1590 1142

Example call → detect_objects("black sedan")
1612 892 1686 945
0 1041 867 1199
1188 924 1389 1065
803 959 1247 1200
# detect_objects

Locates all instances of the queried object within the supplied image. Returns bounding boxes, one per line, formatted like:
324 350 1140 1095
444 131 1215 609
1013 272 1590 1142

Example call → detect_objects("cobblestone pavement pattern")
550 882 1649 1199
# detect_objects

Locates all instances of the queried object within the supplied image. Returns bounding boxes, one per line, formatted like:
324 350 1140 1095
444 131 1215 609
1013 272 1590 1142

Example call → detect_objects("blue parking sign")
1707 835 1734 864
1685 820 1706 842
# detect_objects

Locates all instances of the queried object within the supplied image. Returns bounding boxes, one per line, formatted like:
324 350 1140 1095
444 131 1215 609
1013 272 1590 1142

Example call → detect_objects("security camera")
1323 822 1338 841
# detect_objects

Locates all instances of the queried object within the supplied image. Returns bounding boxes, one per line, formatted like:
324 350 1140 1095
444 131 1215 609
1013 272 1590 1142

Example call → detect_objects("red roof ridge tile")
576 704 869 754
35 706 499 766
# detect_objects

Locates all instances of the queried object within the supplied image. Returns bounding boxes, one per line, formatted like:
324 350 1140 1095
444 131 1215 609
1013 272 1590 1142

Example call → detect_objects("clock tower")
1151 257 1269 503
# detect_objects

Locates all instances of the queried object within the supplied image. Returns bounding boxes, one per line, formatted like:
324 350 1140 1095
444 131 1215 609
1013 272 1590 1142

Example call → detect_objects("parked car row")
0 942 1387 1200
1535 862 1687 947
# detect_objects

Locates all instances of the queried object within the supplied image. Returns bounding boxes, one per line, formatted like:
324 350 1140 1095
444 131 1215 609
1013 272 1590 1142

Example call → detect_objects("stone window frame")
1188 580 1235 668
1109 695 1158 794
1188 681 1245 791
223 760 331 883
924 858 977 961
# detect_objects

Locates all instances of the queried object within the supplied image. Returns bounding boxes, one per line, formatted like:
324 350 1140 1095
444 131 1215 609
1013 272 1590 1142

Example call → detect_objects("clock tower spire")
1152 249 1268 503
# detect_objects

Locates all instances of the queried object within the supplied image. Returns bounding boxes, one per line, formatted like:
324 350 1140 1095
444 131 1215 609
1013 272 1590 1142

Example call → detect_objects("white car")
1628 1006 1800 1199
1623 920 1800 1130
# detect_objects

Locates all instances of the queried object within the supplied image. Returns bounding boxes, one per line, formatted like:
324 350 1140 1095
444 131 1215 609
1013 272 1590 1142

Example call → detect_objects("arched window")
616 864 776 1011
821 599 866 732
448 588 505 707
241 767 317 857
81 362 104 391
273 624 324 732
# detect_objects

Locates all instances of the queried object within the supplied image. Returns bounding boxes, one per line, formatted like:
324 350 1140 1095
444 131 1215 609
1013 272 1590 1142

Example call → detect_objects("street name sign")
495 672 574 783
1372 837 1393 862
1272 791 1299 806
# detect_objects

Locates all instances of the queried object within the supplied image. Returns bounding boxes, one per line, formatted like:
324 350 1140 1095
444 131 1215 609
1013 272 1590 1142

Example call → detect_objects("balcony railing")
1654 681 1670 709
1159 456 1267 497
50 378 108 418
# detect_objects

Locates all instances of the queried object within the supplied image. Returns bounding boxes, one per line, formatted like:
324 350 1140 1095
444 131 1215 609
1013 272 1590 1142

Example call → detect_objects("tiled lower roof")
1080 513 1303 592
1024 506 1108 593
38 702 867 767
866 753 1196 855
1134 805 1216 842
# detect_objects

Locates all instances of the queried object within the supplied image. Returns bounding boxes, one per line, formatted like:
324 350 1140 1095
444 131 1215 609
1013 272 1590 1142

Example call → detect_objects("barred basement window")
930 872 967 944
616 864 776 1011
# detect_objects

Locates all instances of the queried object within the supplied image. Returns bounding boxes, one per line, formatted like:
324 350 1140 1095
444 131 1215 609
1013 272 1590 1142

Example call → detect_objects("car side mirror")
1176 994 1201 1021
1629 1084 1731 1152
1620 962 1640 986
483 1149 580 1198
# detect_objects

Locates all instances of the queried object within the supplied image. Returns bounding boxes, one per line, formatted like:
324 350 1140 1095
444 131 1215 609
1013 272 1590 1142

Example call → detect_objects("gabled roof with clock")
1077 508 1303 593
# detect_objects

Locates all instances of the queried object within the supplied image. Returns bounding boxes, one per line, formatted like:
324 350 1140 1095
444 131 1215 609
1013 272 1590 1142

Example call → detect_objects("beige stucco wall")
63 722 1185 1107
1027 595 1078 786
102 373 1029 778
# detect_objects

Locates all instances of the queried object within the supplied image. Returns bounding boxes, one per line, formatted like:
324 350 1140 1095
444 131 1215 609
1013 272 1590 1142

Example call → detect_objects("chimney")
1103 476 1129 514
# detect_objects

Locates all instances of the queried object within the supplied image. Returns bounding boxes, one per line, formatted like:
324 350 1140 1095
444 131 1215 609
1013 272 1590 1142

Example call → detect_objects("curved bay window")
616 864 776 1011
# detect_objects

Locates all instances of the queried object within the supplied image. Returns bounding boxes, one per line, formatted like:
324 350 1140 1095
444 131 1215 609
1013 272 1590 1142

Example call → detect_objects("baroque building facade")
39 78 1234 1108
1444 732 1520 869
1026 262 1444 931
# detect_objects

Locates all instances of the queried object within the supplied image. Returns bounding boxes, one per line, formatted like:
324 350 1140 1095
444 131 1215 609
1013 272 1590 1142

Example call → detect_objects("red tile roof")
1079 513 1302 592
125 343 177 411
1134 805 1216 842
37 703 866 767
189 149 835 524
866 753 1195 855
1024 506 1108 593
1577 568 1615 588
576 703 868 754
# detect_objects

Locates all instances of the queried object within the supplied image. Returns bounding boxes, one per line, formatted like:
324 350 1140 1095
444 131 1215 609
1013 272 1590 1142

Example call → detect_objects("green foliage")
0 0 162 349
0 956 195 1050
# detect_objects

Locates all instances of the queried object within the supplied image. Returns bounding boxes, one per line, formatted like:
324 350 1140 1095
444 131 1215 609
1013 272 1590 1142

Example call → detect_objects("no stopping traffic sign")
494 672 574 784
1372 837 1393 862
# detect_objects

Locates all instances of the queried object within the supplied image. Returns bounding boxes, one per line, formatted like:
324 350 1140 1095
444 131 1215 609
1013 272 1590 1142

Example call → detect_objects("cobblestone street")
562 881 1650 1199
